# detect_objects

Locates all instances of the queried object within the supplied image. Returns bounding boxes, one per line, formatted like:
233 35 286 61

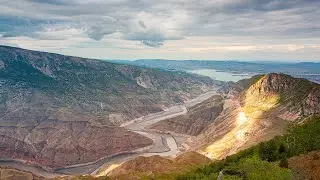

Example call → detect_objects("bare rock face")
305 87 320 115
0 45 218 169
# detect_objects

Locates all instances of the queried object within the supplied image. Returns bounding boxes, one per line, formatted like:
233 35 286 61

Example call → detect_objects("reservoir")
189 69 253 82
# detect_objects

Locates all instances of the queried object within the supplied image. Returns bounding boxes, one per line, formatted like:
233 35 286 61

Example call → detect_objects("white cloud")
0 0 319 60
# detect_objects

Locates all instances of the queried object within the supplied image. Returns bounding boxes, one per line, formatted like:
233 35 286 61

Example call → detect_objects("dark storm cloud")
0 0 319 47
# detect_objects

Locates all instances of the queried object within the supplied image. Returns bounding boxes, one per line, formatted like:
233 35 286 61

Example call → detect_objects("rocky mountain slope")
242 73 320 121
0 45 218 169
194 73 320 159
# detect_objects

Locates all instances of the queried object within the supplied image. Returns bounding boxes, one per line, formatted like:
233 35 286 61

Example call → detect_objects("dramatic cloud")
0 0 319 60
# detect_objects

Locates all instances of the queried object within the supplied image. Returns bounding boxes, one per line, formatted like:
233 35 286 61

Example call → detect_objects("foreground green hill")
174 116 320 180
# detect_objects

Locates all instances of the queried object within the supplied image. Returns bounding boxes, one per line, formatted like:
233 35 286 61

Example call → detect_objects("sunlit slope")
198 73 320 159
242 73 320 120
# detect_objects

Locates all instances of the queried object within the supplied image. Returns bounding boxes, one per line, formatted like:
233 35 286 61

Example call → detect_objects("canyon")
0 46 219 174
0 46 320 179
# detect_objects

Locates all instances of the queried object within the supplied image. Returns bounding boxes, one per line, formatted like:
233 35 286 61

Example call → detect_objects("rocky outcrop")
0 45 218 169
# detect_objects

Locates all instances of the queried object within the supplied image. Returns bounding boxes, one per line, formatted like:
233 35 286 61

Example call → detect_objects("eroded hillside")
0 46 219 169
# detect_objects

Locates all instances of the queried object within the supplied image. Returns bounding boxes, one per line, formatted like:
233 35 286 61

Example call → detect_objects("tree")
279 155 289 168
259 140 278 162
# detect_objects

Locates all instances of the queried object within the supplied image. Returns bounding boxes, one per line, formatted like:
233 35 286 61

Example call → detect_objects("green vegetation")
163 116 320 180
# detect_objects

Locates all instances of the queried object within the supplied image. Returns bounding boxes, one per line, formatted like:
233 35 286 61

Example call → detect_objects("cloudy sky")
0 0 319 61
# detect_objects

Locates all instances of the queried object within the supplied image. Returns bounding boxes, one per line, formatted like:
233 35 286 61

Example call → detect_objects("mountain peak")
244 73 320 120
254 73 309 93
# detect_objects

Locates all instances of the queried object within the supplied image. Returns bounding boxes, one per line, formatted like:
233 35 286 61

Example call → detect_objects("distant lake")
189 69 253 82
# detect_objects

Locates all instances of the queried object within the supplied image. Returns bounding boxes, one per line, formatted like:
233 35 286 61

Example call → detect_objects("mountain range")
110 59 320 83
0 46 319 180
0 46 218 169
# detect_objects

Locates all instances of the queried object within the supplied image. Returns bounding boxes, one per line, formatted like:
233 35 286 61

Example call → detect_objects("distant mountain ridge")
110 59 320 83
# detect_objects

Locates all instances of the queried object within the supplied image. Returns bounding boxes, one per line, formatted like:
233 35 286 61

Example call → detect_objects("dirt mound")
0 167 44 180
289 150 320 180
110 151 211 179
174 151 211 166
